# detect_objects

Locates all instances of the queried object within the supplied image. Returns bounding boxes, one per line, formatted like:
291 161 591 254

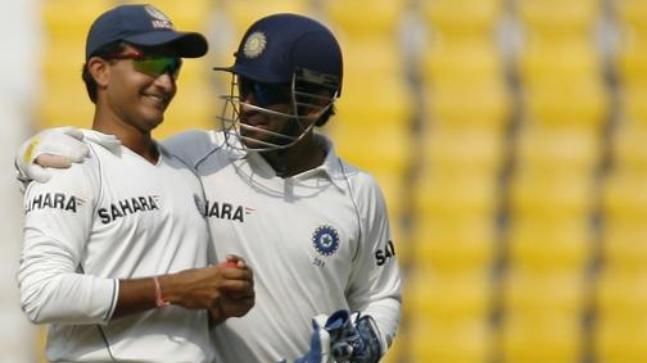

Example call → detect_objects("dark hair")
81 41 125 103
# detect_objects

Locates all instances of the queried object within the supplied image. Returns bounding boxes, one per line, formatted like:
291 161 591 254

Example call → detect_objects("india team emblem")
145 5 174 29
243 32 267 58
312 225 340 256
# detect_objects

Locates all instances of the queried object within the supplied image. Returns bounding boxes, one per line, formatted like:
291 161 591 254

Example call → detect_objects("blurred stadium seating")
4 0 645 362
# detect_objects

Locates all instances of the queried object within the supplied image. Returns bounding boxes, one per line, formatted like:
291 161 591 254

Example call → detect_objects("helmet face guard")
217 68 339 152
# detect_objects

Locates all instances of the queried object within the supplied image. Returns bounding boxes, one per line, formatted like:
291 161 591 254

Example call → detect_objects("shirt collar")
244 133 347 190
81 129 170 159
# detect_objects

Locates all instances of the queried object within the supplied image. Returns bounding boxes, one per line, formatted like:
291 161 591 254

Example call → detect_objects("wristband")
153 276 170 308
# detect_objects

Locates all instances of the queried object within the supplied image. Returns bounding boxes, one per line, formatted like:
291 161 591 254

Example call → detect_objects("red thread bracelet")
153 276 170 308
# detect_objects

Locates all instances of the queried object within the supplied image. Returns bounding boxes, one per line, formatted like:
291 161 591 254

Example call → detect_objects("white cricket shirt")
19 131 213 363
164 130 402 363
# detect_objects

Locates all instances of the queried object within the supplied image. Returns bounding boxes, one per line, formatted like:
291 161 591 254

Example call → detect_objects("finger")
225 254 247 268
25 164 52 183
35 154 72 168
60 126 85 140
220 267 253 281
219 279 254 293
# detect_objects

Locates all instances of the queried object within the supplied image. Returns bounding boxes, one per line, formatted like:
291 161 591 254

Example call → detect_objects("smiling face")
90 43 181 133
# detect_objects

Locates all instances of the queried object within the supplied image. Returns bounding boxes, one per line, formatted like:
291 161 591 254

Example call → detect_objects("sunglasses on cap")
105 49 183 79
238 77 292 107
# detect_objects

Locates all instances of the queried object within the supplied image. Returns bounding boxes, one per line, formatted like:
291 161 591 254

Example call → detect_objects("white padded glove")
16 127 89 184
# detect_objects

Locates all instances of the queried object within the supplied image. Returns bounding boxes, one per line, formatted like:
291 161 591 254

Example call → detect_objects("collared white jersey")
164 130 402 363
19 131 213 363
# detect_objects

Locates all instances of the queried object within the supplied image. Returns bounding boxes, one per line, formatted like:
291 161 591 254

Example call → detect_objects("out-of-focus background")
2 0 647 362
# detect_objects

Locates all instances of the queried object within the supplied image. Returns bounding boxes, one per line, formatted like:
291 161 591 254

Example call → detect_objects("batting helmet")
214 13 343 152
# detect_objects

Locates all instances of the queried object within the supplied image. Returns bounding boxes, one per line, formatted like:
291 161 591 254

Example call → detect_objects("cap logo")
145 5 174 29
243 32 267 58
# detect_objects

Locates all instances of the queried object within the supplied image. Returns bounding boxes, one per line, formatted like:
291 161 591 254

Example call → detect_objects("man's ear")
87 57 110 88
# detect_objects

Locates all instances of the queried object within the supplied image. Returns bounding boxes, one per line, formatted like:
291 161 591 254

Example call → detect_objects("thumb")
25 164 52 183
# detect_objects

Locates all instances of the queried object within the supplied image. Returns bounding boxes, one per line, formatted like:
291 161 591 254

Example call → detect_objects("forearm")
19 267 117 325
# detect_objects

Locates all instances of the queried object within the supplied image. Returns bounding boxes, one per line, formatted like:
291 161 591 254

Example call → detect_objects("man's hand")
159 256 254 315
318 310 385 363
208 256 255 323
16 127 89 183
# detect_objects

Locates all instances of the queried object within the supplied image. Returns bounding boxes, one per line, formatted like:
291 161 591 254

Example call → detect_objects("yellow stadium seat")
602 171 647 223
602 224 647 271
38 84 94 128
595 316 647 363
518 0 599 38
616 42 647 87
410 318 493 363
43 0 112 40
422 0 504 38
413 171 499 219
518 40 602 89
509 170 595 220
337 74 413 128
506 220 591 271
615 0 647 35
222 0 310 39
621 87 647 124
126 0 213 28
502 270 587 315
380 330 404 363
523 80 609 129
406 269 492 321
611 122 647 173
341 39 404 78
329 122 412 176
427 81 511 131
422 41 504 86
411 217 495 272
42 39 85 88
597 270 647 317
514 126 601 173
423 128 504 176
323 0 407 39
500 313 582 363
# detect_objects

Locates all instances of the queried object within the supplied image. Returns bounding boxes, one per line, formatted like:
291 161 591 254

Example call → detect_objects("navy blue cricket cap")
214 13 343 96
85 4 208 60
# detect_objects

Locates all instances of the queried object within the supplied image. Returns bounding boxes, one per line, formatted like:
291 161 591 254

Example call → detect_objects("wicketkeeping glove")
279 315 333 363
324 310 384 363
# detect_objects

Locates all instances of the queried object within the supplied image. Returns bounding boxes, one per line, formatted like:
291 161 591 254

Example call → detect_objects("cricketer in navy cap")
85 4 208 60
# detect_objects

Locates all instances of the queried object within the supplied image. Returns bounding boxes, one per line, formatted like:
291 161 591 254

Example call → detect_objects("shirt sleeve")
161 129 218 167
18 162 118 325
346 173 403 350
